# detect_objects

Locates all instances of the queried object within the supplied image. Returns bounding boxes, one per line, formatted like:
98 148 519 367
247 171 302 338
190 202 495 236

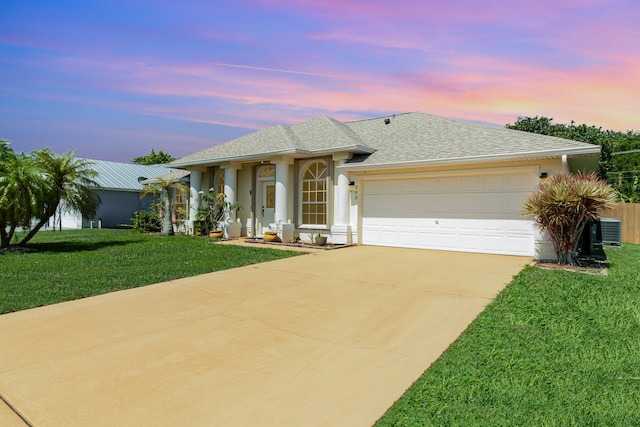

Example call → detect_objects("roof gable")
289 115 369 153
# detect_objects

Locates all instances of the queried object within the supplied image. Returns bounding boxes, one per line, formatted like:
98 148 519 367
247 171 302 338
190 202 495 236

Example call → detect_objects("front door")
260 181 275 235
256 165 276 237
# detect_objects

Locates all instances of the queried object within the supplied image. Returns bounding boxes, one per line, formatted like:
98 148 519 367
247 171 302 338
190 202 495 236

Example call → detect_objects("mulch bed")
243 238 354 250
531 260 608 276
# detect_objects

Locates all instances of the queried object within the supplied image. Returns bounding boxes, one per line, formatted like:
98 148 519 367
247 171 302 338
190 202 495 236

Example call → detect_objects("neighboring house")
140 169 191 232
52 160 173 229
171 112 600 259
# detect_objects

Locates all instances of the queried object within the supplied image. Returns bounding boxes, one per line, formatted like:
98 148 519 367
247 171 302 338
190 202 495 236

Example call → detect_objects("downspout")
562 154 570 173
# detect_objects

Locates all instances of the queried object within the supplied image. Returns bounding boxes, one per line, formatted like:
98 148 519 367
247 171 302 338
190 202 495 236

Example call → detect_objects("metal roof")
85 160 173 192
140 169 191 185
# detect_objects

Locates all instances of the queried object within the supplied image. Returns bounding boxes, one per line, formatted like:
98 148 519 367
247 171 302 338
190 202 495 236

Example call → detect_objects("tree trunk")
162 189 174 236
0 224 9 248
18 217 49 246
18 203 58 246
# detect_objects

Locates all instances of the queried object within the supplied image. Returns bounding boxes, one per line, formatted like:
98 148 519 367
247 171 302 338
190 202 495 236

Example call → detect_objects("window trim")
297 158 330 228
213 169 225 195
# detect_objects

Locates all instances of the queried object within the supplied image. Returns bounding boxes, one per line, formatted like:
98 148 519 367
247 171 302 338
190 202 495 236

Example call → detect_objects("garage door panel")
362 172 536 256
482 219 506 232
482 234 506 253
459 234 483 250
416 230 437 247
506 235 535 255
506 220 534 233
437 233 459 249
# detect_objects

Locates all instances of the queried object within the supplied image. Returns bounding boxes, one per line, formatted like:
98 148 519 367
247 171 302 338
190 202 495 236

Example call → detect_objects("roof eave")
308 144 376 156
169 148 304 168
92 186 142 192
170 145 376 168
339 146 601 171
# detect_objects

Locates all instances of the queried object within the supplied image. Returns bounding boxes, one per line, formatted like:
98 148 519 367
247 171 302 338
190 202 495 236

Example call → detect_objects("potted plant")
195 190 241 239
314 230 327 246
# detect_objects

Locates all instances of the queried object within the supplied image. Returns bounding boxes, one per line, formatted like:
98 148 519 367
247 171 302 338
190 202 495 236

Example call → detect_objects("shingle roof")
171 112 600 169
86 160 173 191
170 116 374 166
343 112 600 169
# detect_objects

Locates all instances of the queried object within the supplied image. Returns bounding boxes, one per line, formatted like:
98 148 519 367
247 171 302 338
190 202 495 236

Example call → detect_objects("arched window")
259 165 275 177
300 160 327 225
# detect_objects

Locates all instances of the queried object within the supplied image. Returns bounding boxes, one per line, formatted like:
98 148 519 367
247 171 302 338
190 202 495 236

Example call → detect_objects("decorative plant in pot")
314 230 327 246
196 189 241 239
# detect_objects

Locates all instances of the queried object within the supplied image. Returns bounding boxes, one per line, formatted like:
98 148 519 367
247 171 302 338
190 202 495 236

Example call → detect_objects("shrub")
523 172 618 265
131 210 161 233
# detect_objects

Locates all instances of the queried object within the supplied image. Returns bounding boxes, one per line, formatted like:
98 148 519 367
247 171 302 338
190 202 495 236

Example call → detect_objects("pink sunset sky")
1 0 638 162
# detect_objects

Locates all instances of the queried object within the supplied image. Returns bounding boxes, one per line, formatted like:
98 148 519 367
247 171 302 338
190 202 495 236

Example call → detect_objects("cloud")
3 0 638 163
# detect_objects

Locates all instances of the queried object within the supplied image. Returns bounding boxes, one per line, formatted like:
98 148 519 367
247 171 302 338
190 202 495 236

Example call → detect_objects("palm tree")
17 149 101 246
523 172 618 265
0 144 50 248
140 177 187 236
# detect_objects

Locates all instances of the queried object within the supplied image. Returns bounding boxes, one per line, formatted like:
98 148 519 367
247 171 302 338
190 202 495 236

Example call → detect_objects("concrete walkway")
0 246 530 427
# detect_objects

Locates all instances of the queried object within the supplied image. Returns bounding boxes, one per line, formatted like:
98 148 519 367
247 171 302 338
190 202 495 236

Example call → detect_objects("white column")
336 165 350 225
188 170 202 234
223 164 241 238
274 162 289 224
223 166 238 221
272 157 294 242
331 154 353 244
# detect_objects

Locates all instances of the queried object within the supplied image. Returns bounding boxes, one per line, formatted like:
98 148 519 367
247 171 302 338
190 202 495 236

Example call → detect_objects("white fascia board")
94 187 142 193
169 145 375 167
338 146 600 171
308 145 376 156
170 148 305 167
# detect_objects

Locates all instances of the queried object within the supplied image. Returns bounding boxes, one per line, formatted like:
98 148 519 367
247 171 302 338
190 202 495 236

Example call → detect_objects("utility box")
599 218 622 246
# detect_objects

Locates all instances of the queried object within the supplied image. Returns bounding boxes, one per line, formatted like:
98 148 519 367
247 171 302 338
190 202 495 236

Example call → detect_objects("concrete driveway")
0 246 529 427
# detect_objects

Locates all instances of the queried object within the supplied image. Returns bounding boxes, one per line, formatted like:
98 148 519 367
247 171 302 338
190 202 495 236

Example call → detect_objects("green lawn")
376 243 640 426
0 229 303 314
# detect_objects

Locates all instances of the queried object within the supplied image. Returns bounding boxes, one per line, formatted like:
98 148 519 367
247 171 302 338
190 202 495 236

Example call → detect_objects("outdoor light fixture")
539 172 548 179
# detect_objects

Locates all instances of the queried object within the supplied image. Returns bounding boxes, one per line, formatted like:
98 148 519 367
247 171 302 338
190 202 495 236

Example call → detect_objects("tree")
0 142 50 248
140 177 187 235
132 149 175 165
506 116 640 202
16 149 102 247
523 172 618 265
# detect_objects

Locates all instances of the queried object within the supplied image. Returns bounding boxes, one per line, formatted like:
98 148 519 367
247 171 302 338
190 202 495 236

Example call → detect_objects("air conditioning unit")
599 218 622 246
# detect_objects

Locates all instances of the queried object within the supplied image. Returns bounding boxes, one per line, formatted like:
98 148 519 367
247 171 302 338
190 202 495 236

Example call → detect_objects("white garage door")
361 171 537 256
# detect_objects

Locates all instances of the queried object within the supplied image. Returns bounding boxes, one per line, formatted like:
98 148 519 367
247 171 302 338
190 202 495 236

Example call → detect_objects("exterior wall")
54 190 157 229
91 190 157 228
190 156 569 253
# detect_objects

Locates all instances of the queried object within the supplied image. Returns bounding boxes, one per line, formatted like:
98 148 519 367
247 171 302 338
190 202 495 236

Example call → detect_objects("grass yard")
0 229 303 314
376 243 640 426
